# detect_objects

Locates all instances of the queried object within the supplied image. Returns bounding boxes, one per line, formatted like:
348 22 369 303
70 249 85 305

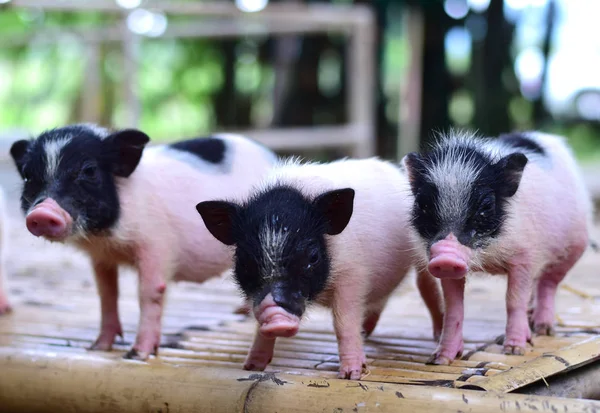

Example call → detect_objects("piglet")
0 186 10 314
9 124 277 359
402 131 593 364
197 157 439 379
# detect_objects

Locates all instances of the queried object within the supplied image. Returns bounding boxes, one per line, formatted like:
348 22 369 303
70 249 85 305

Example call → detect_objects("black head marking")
170 137 226 164
403 138 529 250
198 185 355 316
9 124 151 238
498 132 545 156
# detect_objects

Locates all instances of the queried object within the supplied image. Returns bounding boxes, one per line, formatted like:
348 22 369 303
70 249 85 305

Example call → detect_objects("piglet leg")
124 247 167 360
244 326 276 371
0 271 11 314
234 299 252 316
362 298 388 338
532 241 587 336
503 262 533 355
332 280 367 380
89 262 122 351
428 278 465 365
416 269 444 341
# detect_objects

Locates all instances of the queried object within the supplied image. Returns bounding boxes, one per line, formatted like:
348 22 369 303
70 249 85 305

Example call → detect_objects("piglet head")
10 124 150 242
197 186 355 338
402 141 528 279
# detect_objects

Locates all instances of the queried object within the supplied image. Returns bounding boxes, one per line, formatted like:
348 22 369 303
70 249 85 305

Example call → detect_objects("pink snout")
254 293 300 339
26 198 72 240
428 235 471 279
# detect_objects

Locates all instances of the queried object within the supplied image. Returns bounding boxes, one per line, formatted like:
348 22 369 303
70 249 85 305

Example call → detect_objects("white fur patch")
258 221 289 281
76 123 110 139
44 137 72 179
425 133 485 225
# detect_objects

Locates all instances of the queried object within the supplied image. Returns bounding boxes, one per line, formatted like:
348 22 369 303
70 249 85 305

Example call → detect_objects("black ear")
494 153 528 198
196 200 241 246
313 188 355 235
10 139 31 178
105 129 150 177
401 152 424 195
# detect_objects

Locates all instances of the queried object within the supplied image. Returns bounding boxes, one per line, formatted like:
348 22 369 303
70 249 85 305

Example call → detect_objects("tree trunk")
481 0 515 135
419 1 452 149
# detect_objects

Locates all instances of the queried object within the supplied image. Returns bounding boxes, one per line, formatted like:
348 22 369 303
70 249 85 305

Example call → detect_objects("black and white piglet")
9 124 277 359
402 131 592 364
197 157 439 380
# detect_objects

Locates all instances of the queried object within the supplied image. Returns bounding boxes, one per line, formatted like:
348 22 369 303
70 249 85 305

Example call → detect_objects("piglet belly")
171 238 234 283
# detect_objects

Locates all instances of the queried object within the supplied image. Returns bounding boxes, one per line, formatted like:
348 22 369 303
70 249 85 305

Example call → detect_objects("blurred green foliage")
0 6 599 162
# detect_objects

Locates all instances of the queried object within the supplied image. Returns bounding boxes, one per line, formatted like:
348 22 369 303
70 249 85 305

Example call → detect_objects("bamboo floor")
1 210 600 412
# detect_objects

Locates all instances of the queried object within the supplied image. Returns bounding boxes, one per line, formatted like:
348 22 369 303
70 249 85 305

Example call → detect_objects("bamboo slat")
1 347 600 413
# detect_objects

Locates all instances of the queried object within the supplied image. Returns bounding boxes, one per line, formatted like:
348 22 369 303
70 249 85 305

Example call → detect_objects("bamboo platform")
1 209 600 412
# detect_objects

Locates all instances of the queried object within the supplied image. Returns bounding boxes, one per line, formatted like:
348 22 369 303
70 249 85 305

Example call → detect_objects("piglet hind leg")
428 278 465 365
416 269 444 341
362 298 388 338
244 326 276 371
532 240 587 336
0 279 11 315
503 261 534 355
332 280 368 380
89 263 123 351
124 247 168 361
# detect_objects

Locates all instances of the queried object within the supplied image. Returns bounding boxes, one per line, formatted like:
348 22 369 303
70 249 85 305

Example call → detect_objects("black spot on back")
498 132 545 155
170 137 226 164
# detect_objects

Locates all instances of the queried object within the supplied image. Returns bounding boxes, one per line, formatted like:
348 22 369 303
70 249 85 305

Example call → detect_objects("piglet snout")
26 198 72 240
428 235 471 279
255 293 300 339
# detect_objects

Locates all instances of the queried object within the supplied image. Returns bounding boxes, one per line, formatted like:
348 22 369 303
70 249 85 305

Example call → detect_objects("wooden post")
81 42 102 124
397 4 424 160
121 17 141 128
348 11 377 158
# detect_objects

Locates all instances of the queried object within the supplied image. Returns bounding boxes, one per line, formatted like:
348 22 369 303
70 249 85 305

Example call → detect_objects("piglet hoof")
426 345 463 365
338 363 366 380
534 323 555 336
426 354 452 366
123 344 158 361
243 354 271 371
503 345 526 356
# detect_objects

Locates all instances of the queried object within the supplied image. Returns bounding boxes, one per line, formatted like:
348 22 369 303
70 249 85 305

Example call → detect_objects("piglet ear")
196 201 240 246
9 139 31 178
495 153 528 198
105 129 150 177
313 188 355 236
401 152 423 195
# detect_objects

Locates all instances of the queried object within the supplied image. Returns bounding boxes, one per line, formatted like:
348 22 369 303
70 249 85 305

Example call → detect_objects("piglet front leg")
124 246 167 360
428 278 465 365
332 281 368 380
504 262 533 355
244 327 276 371
89 262 122 351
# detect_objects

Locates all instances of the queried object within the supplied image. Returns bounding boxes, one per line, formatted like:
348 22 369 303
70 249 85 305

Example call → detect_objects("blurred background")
0 0 599 174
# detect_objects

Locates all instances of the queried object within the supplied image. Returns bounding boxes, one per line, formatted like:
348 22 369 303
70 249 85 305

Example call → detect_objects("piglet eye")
309 249 319 264
82 165 98 178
